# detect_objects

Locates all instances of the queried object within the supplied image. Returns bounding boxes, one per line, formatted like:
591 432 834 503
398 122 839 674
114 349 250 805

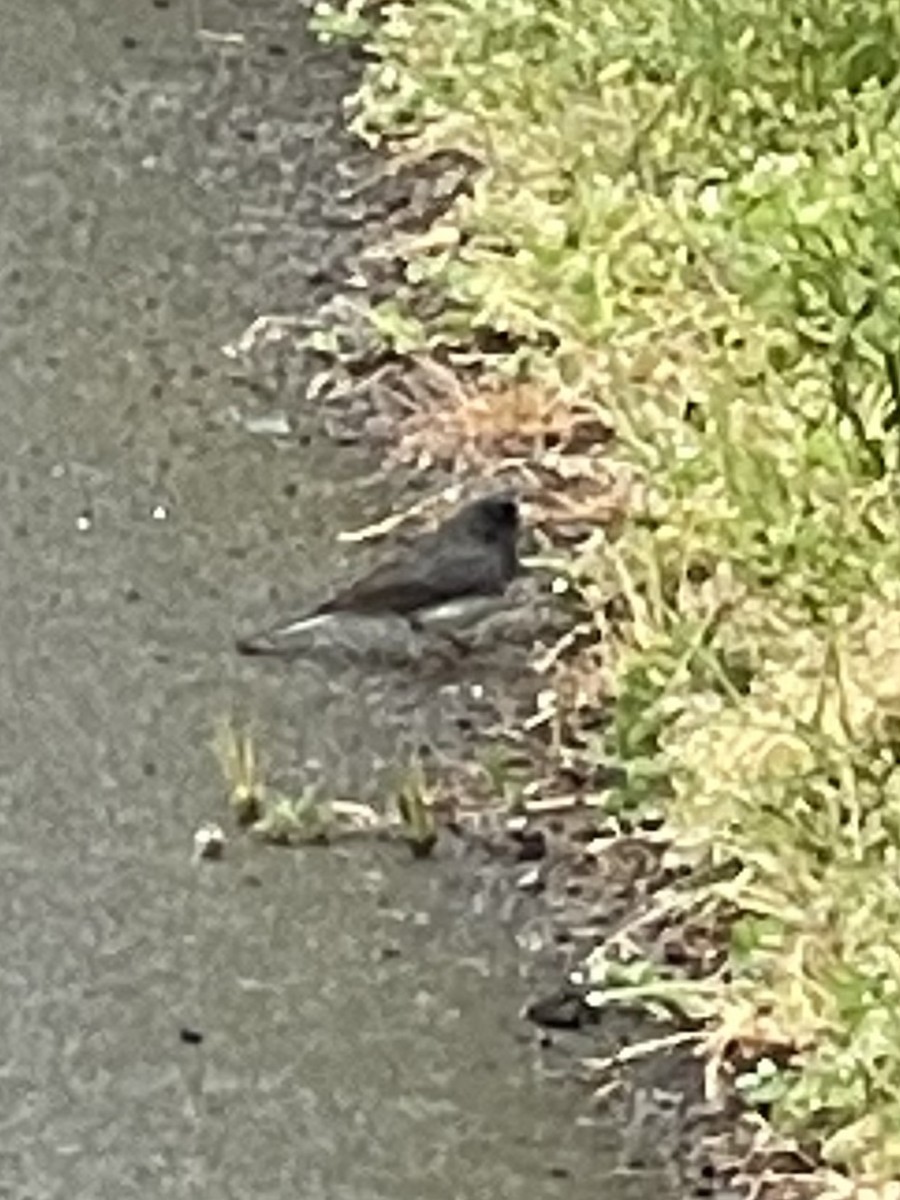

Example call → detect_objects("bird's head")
456 492 521 543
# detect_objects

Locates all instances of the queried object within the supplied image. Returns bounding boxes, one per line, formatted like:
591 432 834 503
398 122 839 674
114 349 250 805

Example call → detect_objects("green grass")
312 0 900 1181
214 719 442 851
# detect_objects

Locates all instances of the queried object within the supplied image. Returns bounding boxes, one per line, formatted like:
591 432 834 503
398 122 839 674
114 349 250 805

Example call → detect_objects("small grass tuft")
214 718 265 827
250 785 334 847
393 757 439 859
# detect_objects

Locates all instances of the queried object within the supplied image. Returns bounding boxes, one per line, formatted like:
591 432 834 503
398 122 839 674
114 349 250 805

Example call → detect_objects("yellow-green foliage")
313 0 900 1177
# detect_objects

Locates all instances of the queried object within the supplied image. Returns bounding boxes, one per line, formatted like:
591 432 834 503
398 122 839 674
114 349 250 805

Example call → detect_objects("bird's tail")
235 633 278 656
235 612 332 657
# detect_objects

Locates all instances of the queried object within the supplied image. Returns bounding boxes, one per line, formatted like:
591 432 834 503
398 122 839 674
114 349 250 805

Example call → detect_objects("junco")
236 492 522 658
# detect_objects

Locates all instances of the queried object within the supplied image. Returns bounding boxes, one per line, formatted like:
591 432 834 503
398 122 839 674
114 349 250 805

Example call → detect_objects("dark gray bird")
235 492 522 657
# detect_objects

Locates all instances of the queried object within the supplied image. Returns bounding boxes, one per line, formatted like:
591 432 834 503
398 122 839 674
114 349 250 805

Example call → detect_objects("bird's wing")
315 540 509 616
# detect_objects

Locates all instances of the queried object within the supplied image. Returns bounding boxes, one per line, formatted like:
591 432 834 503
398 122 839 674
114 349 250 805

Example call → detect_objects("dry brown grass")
393 374 608 458
387 367 633 545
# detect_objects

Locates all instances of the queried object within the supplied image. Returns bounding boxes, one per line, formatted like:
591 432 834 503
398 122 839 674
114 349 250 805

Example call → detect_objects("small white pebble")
516 866 543 892
517 928 546 955
551 576 570 595
193 823 226 862
76 515 92 532
151 504 168 521
469 683 484 700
